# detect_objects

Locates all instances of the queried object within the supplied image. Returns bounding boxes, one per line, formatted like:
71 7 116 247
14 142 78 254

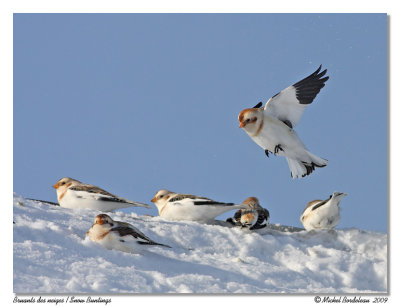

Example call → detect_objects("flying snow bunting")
86 214 171 253
300 191 347 231
151 189 246 222
53 177 151 212
238 65 329 178
226 197 270 230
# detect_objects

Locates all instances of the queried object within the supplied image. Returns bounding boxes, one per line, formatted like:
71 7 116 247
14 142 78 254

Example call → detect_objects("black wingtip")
293 65 330 104
137 241 172 248
194 201 235 206
253 101 263 108
160 243 172 248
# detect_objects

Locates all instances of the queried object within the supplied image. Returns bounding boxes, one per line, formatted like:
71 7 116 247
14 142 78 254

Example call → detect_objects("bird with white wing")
238 65 329 178
53 177 151 212
86 214 171 253
226 197 270 230
151 189 246 223
300 191 347 231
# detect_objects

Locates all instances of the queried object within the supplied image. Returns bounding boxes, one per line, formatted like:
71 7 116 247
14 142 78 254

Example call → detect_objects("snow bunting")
238 65 329 178
300 191 347 231
53 177 151 212
151 189 246 222
226 197 270 230
86 214 171 253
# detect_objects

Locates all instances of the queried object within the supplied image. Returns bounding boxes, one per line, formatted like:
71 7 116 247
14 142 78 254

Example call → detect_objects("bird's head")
94 214 114 226
331 191 348 203
241 211 255 226
242 196 261 210
332 191 347 198
151 189 174 205
238 108 262 132
52 177 80 192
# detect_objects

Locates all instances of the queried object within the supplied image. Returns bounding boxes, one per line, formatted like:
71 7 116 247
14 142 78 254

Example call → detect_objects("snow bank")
13 193 387 293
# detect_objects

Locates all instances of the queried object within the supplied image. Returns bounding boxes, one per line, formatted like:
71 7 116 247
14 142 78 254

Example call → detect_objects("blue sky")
13 13 387 232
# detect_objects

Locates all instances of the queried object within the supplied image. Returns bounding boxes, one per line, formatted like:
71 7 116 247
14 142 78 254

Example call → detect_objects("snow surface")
13 193 387 294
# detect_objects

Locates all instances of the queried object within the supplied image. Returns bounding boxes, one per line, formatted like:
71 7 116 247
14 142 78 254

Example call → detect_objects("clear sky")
13 13 387 232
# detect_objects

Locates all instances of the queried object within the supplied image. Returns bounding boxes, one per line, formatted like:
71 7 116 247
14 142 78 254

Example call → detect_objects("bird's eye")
60 182 65 185
159 195 164 198
245 119 250 123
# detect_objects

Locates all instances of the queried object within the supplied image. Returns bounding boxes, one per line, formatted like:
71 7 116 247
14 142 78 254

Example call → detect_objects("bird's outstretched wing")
264 65 329 128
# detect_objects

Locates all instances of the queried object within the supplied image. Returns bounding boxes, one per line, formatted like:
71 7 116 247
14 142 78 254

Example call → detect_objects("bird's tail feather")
307 151 329 168
128 200 151 209
286 153 328 179
287 158 306 179
137 241 172 248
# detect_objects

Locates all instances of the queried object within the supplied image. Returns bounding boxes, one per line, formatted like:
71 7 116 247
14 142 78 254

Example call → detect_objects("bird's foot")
264 150 272 157
274 144 284 155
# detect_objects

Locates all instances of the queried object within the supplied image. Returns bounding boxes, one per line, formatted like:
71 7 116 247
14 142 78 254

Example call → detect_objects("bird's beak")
151 197 156 203
239 122 245 128
53 183 59 189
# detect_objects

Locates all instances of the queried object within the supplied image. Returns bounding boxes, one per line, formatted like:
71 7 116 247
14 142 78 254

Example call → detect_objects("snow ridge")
13 193 387 293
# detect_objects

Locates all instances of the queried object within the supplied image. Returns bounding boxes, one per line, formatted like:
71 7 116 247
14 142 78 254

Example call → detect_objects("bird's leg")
264 149 271 157
274 144 284 155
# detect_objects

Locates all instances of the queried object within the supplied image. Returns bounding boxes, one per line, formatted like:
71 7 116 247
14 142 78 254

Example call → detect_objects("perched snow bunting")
86 214 171 253
226 197 270 230
53 177 151 212
151 189 246 222
238 65 329 178
300 191 347 231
